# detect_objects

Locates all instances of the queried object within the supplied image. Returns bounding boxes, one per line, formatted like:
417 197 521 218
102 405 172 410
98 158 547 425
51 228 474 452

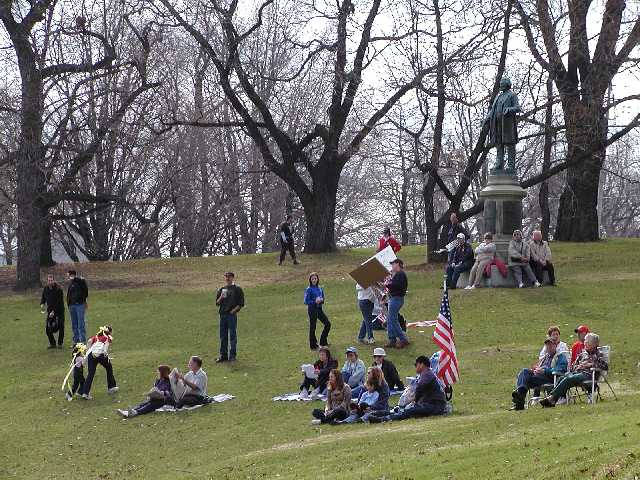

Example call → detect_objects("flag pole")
443 273 448 293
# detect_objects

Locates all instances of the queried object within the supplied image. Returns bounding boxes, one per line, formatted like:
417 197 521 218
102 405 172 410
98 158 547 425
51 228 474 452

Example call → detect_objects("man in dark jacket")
372 347 404 391
215 272 245 363
446 233 474 289
40 273 65 348
278 215 299 265
67 270 88 343
384 258 409 349
444 213 469 263
370 356 446 422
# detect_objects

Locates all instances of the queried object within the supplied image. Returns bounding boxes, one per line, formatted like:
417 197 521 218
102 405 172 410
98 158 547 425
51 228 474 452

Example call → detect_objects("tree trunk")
303 195 337 252
40 210 55 267
539 77 554 241
555 104 606 241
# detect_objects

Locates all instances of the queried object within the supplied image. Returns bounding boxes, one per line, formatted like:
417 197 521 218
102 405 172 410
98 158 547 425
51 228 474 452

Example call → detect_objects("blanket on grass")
155 394 234 412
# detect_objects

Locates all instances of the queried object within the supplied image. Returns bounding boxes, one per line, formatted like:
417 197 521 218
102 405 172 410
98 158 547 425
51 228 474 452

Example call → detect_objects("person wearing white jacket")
466 232 497 289
356 284 377 344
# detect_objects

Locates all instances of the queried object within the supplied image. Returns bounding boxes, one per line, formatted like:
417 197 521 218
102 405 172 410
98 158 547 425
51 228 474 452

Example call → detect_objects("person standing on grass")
377 227 401 253
311 369 351 425
356 283 376 344
278 215 299 265
40 273 65 349
304 272 331 351
384 258 409 349
66 269 89 344
80 325 118 399
216 272 245 363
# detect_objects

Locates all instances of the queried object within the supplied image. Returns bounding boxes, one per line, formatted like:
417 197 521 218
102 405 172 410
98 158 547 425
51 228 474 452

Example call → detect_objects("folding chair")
567 346 618 405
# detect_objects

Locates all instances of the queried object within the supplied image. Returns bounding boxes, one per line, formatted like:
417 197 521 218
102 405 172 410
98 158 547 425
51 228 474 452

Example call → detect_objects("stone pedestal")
478 173 526 287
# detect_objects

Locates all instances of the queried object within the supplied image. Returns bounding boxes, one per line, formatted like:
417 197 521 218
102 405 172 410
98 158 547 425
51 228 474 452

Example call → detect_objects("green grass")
1 239 639 479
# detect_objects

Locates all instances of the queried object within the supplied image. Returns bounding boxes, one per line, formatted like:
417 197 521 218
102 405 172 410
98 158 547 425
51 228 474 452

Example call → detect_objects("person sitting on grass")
117 365 173 418
170 355 208 408
300 346 338 399
446 233 474 289
79 325 118 399
372 347 404 392
538 325 569 360
311 369 351 425
465 233 497 289
341 347 366 389
510 336 568 410
570 325 590 367
540 333 608 408
341 378 380 424
369 355 446 422
508 230 541 288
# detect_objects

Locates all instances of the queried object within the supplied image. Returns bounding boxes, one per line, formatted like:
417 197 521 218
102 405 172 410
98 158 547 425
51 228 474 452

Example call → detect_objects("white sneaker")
117 408 129 418
464 285 475 290
81 393 92 400
299 389 310 400
65 392 73 402
518 283 524 288
107 386 119 394
556 396 567 405
311 419 321 425
367 338 375 344
534 281 542 288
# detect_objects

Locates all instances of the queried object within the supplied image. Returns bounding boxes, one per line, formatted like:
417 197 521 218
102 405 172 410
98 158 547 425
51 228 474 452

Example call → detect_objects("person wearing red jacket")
570 325 590 366
377 228 401 253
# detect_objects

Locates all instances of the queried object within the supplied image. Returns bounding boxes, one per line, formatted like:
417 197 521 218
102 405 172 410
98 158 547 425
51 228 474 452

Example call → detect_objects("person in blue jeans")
215 272 245 363
304 272 331 350
384 259 409 349
356 284 376 344
66 270 89 343
369 355 446 422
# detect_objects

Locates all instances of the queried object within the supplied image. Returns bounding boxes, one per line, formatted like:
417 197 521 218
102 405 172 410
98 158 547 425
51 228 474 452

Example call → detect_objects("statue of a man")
484 77 521 173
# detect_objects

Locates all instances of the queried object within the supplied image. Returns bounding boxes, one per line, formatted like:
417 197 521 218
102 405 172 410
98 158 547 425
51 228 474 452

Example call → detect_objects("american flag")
432 287 459 386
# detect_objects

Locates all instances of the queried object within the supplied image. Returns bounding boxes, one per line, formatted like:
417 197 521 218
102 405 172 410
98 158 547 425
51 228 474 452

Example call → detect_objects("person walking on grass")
278 215 299 265
66 269 89 344
305 272 331 351
384 258 409 349
41 273 65 349
216 272 245 363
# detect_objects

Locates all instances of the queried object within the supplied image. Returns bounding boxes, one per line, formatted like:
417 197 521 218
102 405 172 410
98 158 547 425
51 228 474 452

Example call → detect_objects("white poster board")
368 245 397 272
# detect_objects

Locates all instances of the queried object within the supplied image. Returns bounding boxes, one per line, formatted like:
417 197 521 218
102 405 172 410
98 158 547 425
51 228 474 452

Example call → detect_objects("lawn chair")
527 351 570 408
567 345 617 405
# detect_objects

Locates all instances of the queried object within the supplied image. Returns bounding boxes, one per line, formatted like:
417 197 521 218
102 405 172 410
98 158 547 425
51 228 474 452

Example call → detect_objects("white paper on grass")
367 245 397 272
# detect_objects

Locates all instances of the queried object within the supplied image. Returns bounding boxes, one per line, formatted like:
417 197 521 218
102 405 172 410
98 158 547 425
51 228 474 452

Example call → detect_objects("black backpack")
46 313 60 334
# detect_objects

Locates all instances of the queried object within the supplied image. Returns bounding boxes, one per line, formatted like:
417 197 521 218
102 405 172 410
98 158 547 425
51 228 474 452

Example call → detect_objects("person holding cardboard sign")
384 259 410 349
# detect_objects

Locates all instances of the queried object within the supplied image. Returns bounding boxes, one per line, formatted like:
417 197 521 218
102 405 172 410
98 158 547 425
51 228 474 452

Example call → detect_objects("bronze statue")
484 77 521 173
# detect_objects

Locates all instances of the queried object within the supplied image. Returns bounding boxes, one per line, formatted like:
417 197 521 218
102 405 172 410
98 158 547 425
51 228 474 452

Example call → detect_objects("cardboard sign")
349 257 390 288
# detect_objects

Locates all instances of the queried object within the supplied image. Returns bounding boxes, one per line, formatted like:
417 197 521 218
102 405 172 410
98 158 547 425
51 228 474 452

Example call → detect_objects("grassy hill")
1 240 639 479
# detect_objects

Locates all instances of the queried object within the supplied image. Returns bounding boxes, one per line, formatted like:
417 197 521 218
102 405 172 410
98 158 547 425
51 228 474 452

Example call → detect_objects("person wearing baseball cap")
570 325 590 366
341 347 366 389
384 258 410 348
372 347 404 391
446 232 474 289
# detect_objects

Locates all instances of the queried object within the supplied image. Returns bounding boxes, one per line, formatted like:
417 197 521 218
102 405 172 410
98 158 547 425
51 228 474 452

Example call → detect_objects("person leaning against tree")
215 272 245 363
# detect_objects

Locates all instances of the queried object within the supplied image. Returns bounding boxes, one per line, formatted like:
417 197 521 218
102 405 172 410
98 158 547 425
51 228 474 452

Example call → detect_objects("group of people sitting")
299 346 449 425
445 221 555 289
510 324 608 410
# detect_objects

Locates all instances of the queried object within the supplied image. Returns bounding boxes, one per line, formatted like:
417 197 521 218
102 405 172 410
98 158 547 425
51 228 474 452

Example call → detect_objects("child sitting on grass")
64 343 86 401
354 380 379 416
117 365 173 418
